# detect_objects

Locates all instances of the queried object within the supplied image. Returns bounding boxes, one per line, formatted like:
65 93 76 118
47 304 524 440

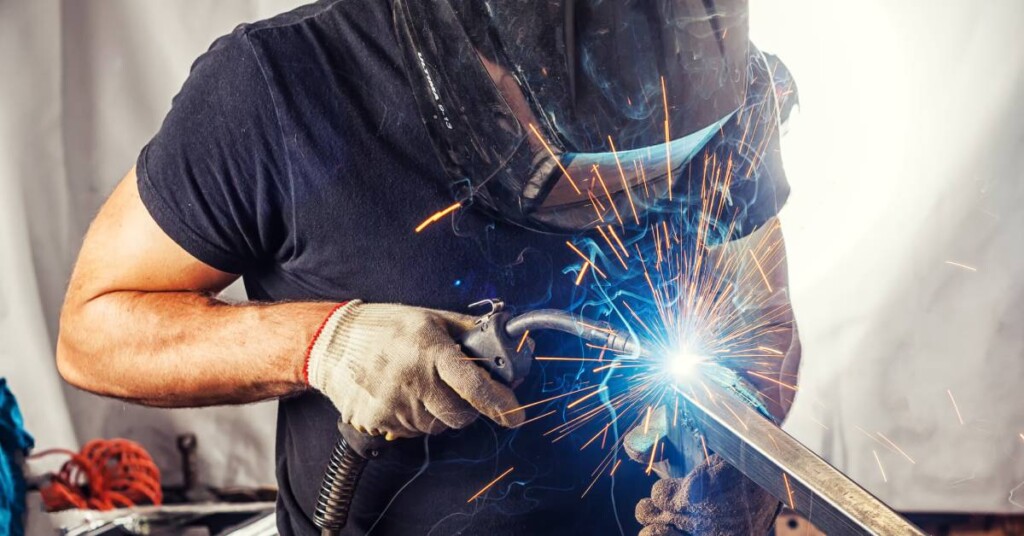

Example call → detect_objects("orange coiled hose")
30 438 163 512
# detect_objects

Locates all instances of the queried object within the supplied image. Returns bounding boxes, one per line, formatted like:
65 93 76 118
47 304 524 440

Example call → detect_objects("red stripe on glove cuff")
303 301 349 384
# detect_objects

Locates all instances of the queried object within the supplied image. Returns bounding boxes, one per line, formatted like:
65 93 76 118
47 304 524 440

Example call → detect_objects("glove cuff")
305 300 363 388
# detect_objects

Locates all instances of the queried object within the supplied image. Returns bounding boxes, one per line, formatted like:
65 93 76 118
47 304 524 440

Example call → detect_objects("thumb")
624 405 669 464
638 525 686 536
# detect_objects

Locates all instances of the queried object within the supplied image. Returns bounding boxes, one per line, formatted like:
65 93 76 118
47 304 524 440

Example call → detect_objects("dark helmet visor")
393 0 751 233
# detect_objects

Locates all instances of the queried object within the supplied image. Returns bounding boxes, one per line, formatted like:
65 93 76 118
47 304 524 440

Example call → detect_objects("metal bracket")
468 298 505 323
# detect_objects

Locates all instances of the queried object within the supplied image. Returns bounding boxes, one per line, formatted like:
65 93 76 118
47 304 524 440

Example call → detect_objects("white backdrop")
751 1 1024 513
1 0 1021 528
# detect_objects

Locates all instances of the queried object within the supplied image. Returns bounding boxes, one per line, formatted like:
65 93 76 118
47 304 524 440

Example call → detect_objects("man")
56 1 799 534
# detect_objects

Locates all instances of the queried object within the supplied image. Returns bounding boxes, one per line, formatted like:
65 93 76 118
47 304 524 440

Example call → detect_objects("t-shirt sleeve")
137 29 286 274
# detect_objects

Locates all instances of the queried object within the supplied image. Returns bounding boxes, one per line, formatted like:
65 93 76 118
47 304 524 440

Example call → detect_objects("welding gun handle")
458 311 534 386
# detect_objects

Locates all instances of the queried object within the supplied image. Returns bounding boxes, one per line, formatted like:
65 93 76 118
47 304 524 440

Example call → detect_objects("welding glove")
306 300 526 439
635 454 780 536
625 408 780 535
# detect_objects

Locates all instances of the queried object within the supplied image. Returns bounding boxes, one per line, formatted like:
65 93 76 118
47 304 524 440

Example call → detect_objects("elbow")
56 311 91 391
55 300 110 394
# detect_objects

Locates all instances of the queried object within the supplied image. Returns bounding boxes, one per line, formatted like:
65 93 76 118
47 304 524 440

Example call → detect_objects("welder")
56 1 800 534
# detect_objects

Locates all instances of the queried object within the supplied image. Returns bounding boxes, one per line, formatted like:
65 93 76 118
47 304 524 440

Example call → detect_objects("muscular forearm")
57 290 336 407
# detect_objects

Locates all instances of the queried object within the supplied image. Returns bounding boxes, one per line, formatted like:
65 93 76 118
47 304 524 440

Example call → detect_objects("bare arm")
56 167 337 407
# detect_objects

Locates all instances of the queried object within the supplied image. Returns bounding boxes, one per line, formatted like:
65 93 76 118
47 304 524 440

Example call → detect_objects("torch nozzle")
504 309 641 356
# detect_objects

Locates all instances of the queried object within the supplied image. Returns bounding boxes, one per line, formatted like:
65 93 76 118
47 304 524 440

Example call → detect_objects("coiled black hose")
313 433 375 536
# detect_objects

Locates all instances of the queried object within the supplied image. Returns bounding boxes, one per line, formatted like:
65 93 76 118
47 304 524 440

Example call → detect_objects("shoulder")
215 0 408 128
235 0 398 65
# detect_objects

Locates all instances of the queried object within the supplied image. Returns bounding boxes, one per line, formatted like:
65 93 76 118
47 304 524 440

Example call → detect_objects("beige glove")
635 454 780 536
306 300 525 439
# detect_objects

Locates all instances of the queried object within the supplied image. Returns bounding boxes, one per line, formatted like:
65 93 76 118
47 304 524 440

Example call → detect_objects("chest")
249 128 578 314
245 25 581 312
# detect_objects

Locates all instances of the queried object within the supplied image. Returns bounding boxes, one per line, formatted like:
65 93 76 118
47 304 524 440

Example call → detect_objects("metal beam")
673 375 925 535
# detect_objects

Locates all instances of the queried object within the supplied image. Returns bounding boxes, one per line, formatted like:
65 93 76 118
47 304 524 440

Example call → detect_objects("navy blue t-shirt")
137 1 791 534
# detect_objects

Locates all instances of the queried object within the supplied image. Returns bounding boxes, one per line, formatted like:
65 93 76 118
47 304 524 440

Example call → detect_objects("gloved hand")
635 454 780 536
305 300 525 439
624 406 780 535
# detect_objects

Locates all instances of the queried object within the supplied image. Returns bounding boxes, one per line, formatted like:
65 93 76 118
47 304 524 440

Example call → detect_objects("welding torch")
311 300 638 535
312 300 925 536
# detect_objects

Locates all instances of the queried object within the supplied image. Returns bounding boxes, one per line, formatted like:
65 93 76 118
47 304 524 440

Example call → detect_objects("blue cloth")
0 378 34 536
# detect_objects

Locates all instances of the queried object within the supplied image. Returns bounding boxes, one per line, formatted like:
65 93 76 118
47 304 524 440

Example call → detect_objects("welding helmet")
393 0 755 233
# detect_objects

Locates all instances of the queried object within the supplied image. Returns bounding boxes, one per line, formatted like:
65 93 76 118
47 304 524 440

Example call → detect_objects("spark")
947 389 965 425
607 225 630 258
748 250 773 292
414 202 461 233
535 356 610 363
806 414 830 431
515 410 557 428
748 371 799 391
467 466 515 502
500 385 602 416
854 425 888 447
515 330 530 352
607 136 640 225
566 241 607 278
645 437 659 475
661 76 673 200
944 260 977 272
580 424 610 451
757 346 783 355
872 450 888 483
609 459 622 476
528 123 580 194
567 386 608 409
724 404 749 431
951 471 977 486
642 406 653 434
596 226 628 269
1010 480 1024 508
782 473 795 509
593 165 625 226
575 262 590 286
876 432 916 464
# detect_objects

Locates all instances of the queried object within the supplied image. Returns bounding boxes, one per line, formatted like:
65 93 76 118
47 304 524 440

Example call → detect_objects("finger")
423 386 478 430
436 347 524 427
638 524 685 536
650 476 692 513
383 426 420 440
635 497 664 525
410 412 449 436
635 497 693 532
348 402 418 440
650 454 728 512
